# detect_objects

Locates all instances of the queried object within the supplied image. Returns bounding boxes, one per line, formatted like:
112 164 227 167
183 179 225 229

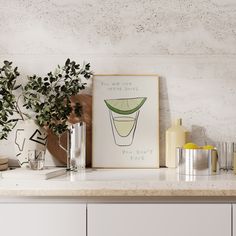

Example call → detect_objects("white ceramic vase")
14 119 48 167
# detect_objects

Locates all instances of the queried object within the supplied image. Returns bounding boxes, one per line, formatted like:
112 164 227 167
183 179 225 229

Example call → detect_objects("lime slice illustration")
104 97 147 115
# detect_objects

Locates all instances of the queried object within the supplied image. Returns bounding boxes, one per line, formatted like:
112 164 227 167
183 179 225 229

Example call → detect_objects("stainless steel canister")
176 148 218 176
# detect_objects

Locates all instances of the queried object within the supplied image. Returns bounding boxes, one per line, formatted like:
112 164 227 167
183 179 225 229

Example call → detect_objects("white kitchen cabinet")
0 203 86 236
88 204 231 236
233 204 236 236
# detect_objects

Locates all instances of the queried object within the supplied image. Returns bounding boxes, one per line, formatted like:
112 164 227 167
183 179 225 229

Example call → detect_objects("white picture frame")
92 74 159 168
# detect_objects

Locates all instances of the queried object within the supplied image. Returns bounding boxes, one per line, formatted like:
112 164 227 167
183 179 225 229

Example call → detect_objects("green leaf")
3 61 10 66
14 85 21 90
37 77 42 84
50 77 55 83
65 58 70 66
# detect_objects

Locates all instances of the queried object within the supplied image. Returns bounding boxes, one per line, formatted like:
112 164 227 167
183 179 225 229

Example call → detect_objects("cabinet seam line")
232 204 233 236
86 204 88 236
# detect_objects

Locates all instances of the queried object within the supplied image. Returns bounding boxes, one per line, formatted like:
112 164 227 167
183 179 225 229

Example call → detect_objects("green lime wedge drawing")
104 97 147 115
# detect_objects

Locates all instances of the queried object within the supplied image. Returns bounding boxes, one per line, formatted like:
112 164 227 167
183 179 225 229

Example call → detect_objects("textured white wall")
0 0 236 166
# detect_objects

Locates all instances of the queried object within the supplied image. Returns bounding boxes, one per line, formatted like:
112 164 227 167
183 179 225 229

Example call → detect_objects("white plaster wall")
0 0 236 166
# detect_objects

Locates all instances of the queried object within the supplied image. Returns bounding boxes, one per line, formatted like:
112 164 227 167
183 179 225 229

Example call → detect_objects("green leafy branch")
23 58 92 135
0 61 22 140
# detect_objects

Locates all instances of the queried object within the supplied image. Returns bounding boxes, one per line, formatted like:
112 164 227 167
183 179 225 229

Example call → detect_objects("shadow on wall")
159 76 171 167
189 125 215 146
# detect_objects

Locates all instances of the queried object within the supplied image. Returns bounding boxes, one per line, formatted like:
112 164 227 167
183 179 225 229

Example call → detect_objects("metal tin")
176 148 218 176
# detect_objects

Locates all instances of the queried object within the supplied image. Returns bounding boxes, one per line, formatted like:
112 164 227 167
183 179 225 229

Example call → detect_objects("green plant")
23 58 92 135
0 61 22 140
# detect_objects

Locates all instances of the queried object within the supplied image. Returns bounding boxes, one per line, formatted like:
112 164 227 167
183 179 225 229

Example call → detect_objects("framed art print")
92 74 159 168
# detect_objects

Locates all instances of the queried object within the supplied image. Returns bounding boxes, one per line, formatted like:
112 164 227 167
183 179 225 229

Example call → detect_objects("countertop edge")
0 189 235 197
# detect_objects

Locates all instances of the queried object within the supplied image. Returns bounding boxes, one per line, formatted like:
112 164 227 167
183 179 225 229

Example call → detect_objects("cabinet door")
0 203 86 236
233 204 236 236
88 204 231 236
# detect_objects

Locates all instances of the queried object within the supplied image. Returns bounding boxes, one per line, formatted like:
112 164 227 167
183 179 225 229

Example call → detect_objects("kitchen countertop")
0 168 236 197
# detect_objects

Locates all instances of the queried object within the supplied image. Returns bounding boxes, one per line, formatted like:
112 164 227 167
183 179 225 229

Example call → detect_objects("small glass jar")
28 150 45 170
233 143 236 174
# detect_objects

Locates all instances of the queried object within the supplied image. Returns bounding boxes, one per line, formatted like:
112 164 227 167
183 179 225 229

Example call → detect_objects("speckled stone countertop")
0 168 236 197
